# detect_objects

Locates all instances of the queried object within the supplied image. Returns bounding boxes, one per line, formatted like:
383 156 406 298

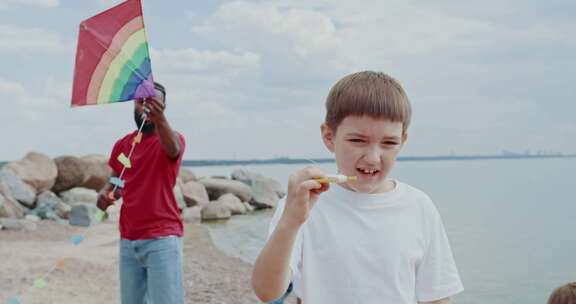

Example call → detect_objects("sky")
0 0 574 161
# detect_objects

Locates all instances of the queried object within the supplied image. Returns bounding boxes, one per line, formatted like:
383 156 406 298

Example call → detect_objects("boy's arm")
252 217 300 302
252 167 328 302
419 298 450 304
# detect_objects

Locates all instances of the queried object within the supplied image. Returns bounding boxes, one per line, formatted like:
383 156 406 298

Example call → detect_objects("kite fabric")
71 0 155 107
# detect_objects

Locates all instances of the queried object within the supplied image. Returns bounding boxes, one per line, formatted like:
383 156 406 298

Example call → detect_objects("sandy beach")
0 220 295 304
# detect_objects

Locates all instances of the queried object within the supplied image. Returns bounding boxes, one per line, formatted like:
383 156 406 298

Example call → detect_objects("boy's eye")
348 139 366 143
381 141 399 146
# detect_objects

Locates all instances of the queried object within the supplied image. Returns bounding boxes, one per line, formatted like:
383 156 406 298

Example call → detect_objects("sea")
187 158 576 304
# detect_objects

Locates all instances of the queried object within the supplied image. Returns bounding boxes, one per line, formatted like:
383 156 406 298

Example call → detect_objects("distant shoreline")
1 154 574 168
180 154 576 167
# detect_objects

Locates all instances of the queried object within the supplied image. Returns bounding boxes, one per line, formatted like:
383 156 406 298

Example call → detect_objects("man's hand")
280 166 330 229
96 187 118 212
144 98 166 124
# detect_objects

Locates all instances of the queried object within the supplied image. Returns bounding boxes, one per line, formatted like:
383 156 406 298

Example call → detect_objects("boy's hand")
281 166 330 229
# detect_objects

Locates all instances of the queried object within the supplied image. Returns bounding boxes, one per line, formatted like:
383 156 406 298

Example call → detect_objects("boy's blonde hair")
548 282 576 304
325 71 411 134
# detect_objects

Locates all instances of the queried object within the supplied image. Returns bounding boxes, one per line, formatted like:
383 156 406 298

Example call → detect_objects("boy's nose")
363 147 381 164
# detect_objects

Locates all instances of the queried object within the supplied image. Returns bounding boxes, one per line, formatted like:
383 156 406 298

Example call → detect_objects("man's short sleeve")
267 198 303 284
415 206 464 302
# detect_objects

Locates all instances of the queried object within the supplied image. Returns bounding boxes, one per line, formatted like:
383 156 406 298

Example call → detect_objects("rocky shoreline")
0 151 285 230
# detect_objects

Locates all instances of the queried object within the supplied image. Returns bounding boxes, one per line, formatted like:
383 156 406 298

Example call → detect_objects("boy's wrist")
277 215 302 234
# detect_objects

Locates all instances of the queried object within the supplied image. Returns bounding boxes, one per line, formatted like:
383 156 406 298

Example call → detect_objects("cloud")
150 47 260 74
191 1 355 83
0 0 58 9
0 24 71 54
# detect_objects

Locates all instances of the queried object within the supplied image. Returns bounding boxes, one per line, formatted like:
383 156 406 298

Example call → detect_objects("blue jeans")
269 282 293 304
120 236 184 304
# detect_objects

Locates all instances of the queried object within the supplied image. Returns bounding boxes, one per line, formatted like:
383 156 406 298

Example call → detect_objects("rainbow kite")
71 0 154 107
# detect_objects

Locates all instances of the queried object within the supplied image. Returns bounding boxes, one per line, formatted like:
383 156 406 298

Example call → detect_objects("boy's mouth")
356 167 380 177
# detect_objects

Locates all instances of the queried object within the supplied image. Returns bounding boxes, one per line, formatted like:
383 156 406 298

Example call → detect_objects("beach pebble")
0 189 26 219
79 154 112 191
52 156 89 193
59 187 98 205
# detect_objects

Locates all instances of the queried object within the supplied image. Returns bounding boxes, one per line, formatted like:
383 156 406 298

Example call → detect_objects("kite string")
111 105 148 195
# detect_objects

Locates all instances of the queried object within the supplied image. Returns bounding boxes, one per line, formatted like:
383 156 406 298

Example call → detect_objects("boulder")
181 206 202 223
217 193 246 215
80 155 112 191
52 156 89 193
231 169 283 209
231 169 285 197
0 169 36 208
198 178 252 202
181 181 209 207
178 168 197 183
0 190 25 219
201 200 231 220
69 203 100 227
173 183 187 210
33 191 70 220
4 151 57 193
59 187 98 205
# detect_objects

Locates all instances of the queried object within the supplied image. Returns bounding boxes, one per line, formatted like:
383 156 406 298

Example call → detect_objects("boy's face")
321 115 406 193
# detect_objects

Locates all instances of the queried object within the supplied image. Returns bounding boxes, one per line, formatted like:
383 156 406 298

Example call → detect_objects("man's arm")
97 171 120 211
146 98 180 159
420 298 450 304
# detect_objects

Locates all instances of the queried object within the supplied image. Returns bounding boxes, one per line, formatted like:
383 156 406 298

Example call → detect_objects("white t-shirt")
268 180 464 303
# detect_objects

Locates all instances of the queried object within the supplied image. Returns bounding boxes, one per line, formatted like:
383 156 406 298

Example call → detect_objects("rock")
243 202 255 213
52 156 89 193
0 189 25 219
4 151 58 193
201 200 231 220
181 181 209 207
231 169 285 197
33 191 70 220
198 178 252 202
217 193 246 215
0 169 36 208
0 218 37 231
69 203 99 227
105 199 122 223
174 183 187 210
59 187 98 205
181 206 202 223
179 168 197 183
79 155 112 191
24 214 40 222
231 169 283 209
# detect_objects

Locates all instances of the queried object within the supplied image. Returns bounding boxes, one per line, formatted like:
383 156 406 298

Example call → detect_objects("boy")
548 282 576 304
252 71 463 303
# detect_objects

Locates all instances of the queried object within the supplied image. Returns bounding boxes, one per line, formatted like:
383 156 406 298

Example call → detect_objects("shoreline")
0 220 295 304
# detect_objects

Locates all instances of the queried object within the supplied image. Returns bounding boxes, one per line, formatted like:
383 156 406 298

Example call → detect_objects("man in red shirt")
97 82 186 304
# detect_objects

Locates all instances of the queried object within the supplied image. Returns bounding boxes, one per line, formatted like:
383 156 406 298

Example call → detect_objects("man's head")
320 71 411 193
134 82 166 133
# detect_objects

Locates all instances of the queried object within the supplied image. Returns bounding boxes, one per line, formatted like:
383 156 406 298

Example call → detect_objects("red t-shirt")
108 130 185 240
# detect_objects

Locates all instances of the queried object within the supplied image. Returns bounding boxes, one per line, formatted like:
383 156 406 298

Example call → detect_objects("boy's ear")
320 123 336 152
401 132 408 148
